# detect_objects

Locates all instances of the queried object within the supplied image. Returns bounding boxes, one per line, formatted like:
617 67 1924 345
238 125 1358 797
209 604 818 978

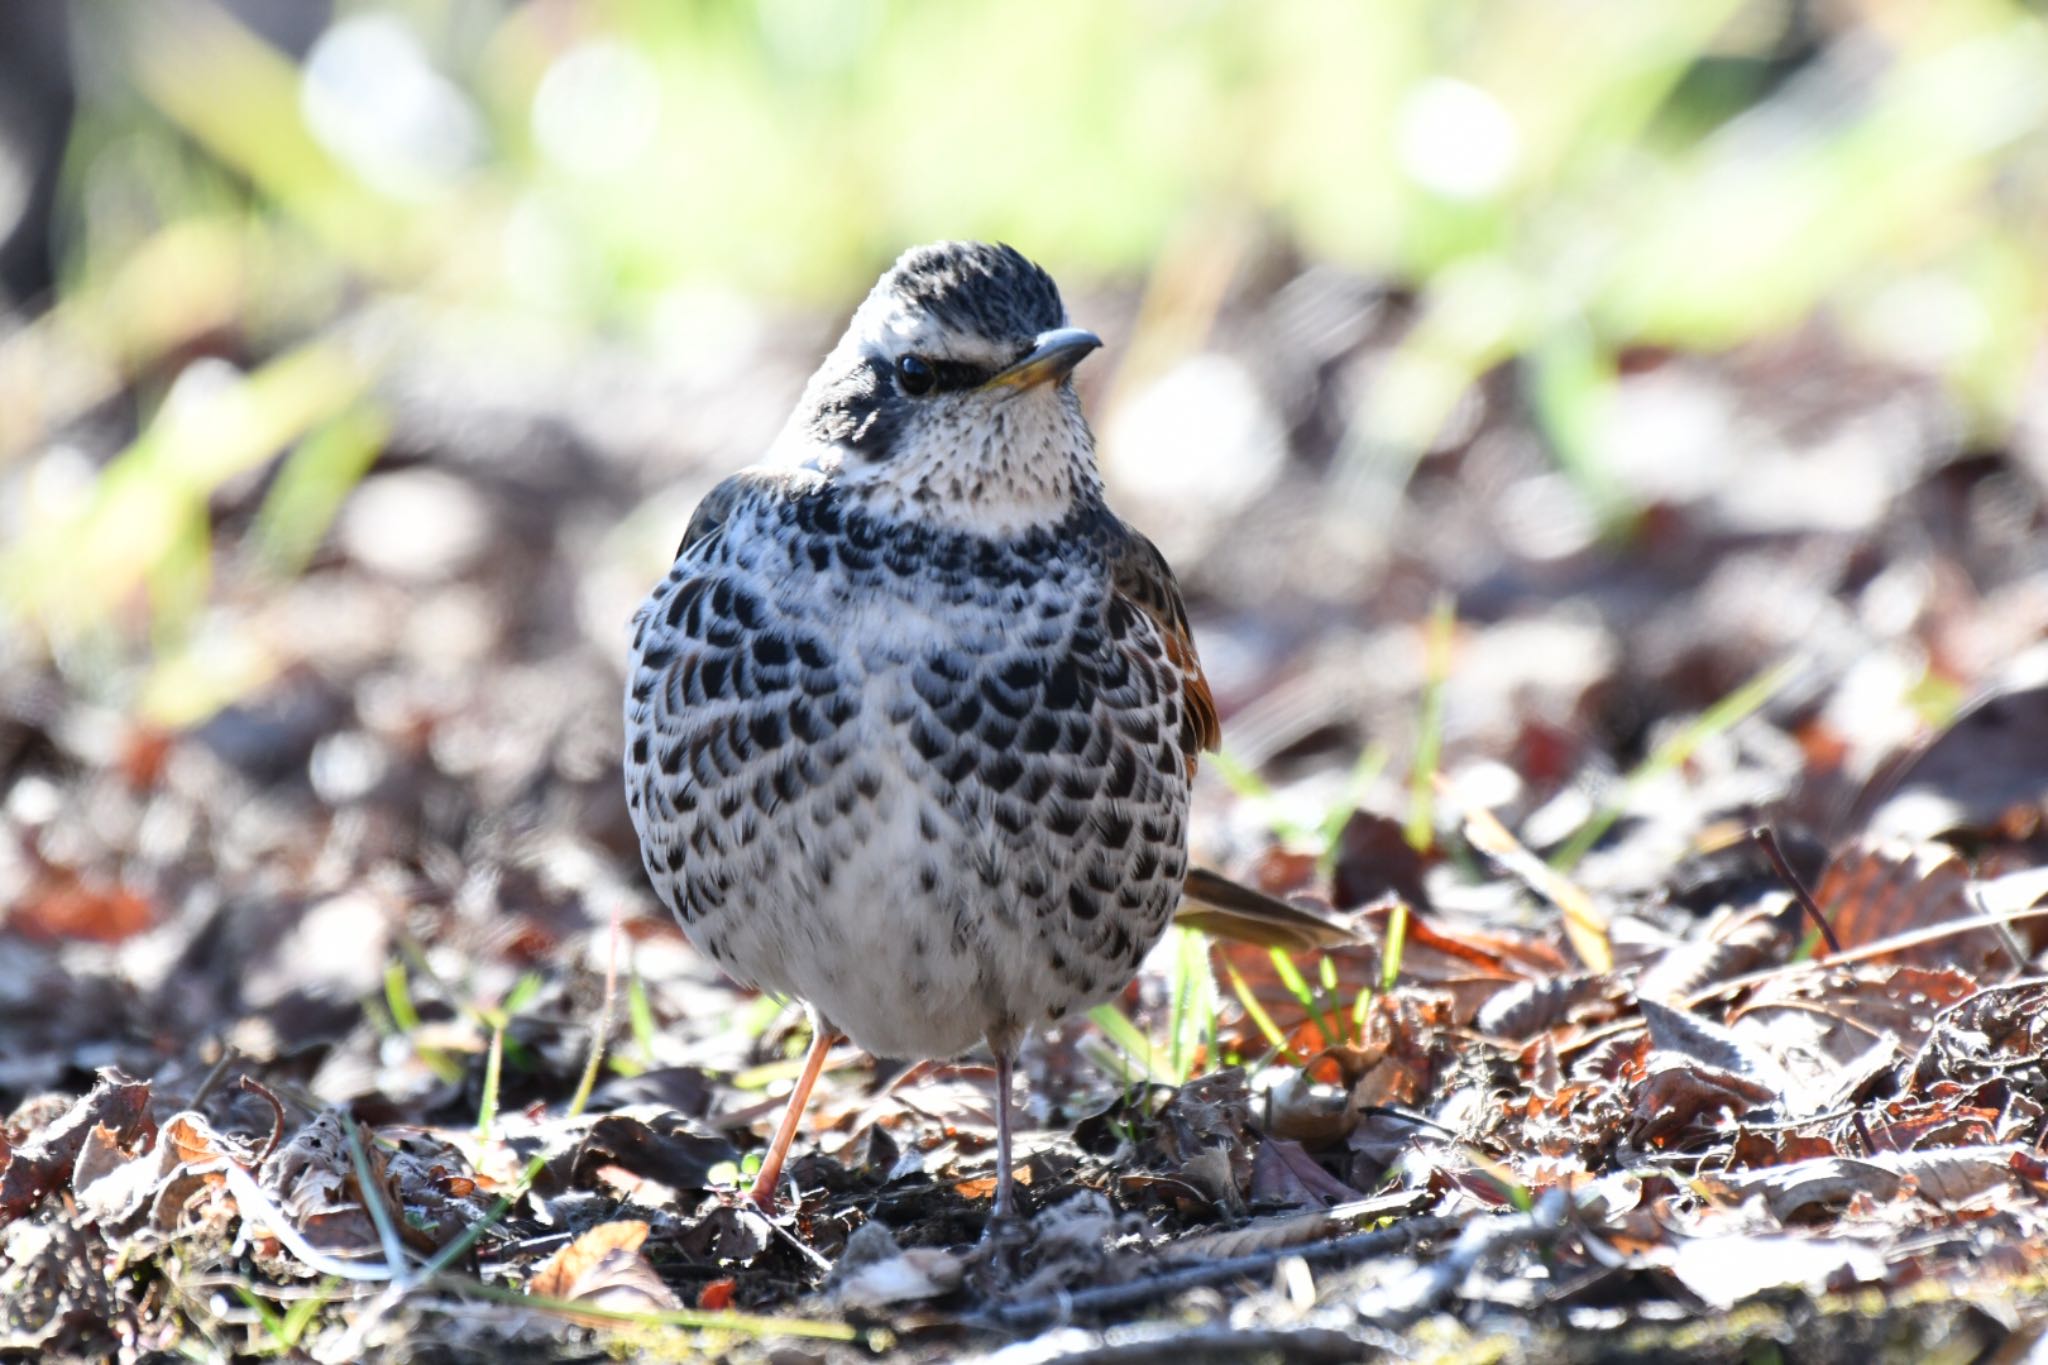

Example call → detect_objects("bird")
623 241 1348 1219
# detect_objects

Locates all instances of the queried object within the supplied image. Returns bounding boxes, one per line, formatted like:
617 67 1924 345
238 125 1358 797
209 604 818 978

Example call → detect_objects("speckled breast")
622 481 1192 1057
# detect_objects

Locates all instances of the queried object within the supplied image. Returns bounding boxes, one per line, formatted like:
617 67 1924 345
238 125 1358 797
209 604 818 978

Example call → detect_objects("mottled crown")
784 241 1101 533
880 241 1067 342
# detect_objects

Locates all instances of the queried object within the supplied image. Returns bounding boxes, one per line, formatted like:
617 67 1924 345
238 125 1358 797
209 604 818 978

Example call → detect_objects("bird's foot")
969 1201 1033 1281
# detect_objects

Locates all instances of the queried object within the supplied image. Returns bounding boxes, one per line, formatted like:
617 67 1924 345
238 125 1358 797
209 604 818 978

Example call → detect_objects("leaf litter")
5 269 2048 1363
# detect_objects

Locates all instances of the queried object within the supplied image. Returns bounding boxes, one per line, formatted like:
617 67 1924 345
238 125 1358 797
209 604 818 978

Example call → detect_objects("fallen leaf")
1815 839 2009 973
570 1109 741 1201
1629 1062 1777 1147
1475 974 1619 1040
0 1070 152 1224
1860 670 2048 840
527 1219 679 1310
828 1220 964 1310
11 877 154 944
1250 1135 1362 1208
1657 1234 1886 1308
1330 810 1433 913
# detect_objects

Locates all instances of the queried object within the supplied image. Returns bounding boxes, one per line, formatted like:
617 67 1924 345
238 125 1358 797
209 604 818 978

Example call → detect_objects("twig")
1353 1104 1459 1139
983 1214 1456 1328
1356 1189 1568 1330
1751 825 1841 956
1440 773 1612 972
1011 1325 1389 1364
189 1046 239 1109
239 1076 287 1164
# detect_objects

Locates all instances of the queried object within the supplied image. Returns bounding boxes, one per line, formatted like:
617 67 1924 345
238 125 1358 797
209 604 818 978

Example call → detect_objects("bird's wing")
1105 528 1359 950
1108 526 1221 772
671 466 819 561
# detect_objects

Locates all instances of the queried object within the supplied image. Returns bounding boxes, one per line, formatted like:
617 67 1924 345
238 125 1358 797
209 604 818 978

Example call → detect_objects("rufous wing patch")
1109 529 1221 775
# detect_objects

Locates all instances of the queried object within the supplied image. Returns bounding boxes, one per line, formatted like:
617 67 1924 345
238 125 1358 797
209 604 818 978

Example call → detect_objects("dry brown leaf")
1629 1063 1778 1147
1637 909 1786 1003
11 877 154 943
1475 974 1620 1040
1815 839 2010 973
526 1218 677 1310
0 1070 152 1224
1859 674 2048 840
1444 777 1612 971
257 1111 379 1257
1265 1070 1355 1147
1709 1147 2033 1220
1249 1135 1362 1208
569 1110 740 1201
11 879 155 945
1905 980 2048 1095
829 1220 965 1310
1329 810 1433 913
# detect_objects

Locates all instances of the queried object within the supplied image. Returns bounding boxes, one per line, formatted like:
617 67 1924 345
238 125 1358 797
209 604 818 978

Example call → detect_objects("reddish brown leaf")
1629 1063 1777 1147
527 1219 679 1310
12 877 154 943
1815 840 2006 972
0 1070 152 1224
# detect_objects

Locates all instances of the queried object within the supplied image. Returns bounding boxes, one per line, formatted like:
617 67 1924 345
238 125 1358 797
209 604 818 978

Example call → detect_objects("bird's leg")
990 1045 1018 1219
744 1017 838 1212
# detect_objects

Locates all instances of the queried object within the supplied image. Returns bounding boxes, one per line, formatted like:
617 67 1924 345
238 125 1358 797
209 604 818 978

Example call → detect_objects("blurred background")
1 0 2046 1098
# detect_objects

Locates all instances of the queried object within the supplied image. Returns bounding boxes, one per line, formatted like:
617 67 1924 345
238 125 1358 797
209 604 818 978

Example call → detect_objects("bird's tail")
1172 867 1361 952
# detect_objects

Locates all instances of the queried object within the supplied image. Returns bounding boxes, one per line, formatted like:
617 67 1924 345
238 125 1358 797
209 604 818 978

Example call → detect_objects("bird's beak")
985 327 1102 391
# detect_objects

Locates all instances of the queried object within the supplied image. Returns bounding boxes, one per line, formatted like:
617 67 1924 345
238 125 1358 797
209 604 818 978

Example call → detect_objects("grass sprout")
1405 594 1456 854
1223 959 1301 1064
1551 656 1805 870
1381 901 1411 993
235 1277 338 1356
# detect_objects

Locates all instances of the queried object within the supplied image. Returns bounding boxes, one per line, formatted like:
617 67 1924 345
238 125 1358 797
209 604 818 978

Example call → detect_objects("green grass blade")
247 403 387 578
1269 948 1338 1049
1550 656 1804 870
627 972 658 1058
344 1118 410 1277
1088 1003 1163 1084
502 971 544 1017
277 1278 338 1345
383 961 421 1034
1223 960 1296 1062
1380 901 1410 993
476 1026 503 1144
1405 595 1455 853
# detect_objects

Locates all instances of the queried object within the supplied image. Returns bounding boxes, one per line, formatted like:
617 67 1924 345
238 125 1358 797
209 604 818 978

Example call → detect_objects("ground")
4 259 2048 1363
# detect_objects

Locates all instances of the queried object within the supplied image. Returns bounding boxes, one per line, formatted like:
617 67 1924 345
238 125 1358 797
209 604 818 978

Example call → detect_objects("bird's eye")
896 354 936 396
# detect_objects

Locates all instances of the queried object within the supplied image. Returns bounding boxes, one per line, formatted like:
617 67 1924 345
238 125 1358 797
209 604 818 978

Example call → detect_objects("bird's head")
779 241 1103 537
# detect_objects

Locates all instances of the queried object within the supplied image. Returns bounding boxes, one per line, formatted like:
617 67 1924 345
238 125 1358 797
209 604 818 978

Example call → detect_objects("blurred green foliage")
4 0 2048 707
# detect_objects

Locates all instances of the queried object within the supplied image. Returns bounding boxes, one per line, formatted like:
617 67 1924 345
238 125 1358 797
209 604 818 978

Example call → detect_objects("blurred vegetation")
3 0 2047 716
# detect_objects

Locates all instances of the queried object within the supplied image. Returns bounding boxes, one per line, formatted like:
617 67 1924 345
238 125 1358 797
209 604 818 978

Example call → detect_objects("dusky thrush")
624 241 1345 1217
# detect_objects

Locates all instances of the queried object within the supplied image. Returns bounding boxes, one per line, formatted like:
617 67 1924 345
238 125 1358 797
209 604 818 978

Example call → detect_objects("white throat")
779 385 1103 539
